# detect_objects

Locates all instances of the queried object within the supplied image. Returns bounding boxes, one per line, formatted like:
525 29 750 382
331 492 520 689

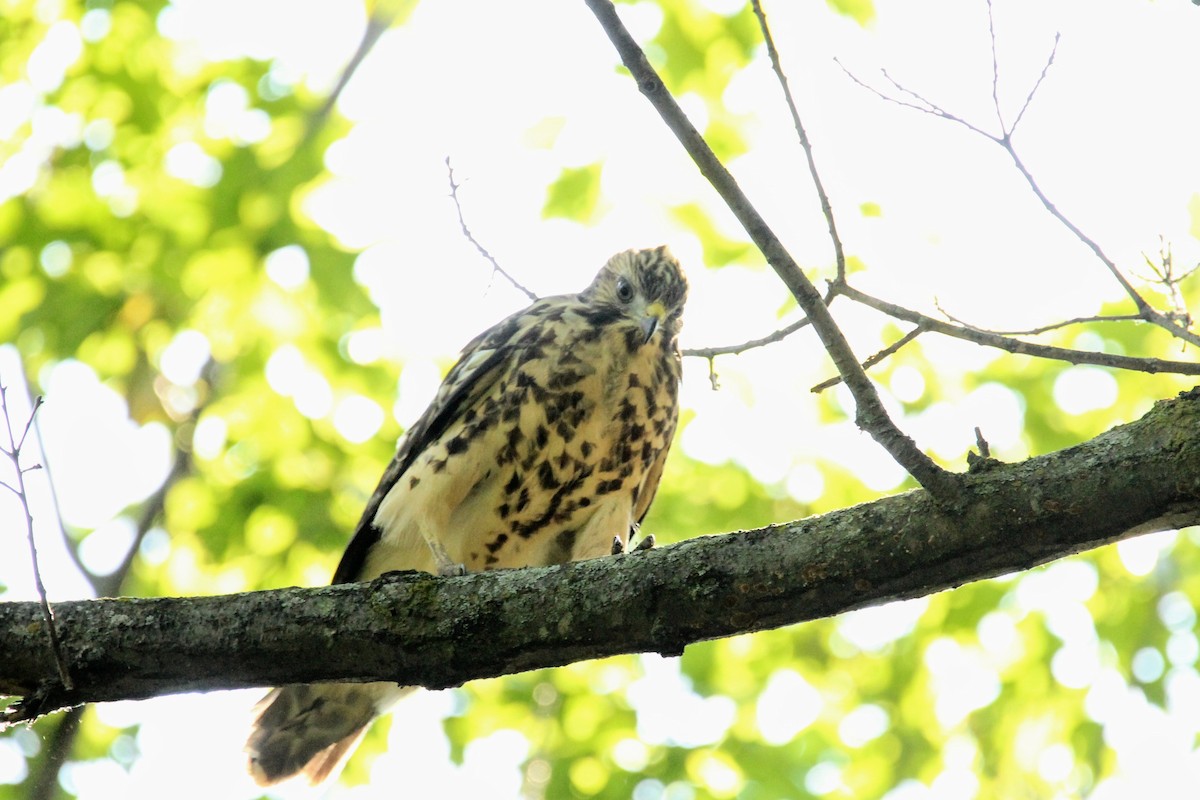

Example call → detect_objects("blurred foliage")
2 0 1199 799
544 163 605 225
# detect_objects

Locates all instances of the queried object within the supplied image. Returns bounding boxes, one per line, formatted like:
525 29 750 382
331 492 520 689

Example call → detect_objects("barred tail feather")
246 682 411 786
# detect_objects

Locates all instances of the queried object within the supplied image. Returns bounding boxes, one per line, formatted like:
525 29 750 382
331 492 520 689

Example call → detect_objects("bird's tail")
245 681 412 786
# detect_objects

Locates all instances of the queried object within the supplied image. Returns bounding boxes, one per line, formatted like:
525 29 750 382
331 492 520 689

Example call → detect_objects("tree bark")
3 387 1199 723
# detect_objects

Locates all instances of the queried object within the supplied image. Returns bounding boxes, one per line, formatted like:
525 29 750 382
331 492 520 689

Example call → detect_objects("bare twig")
840 18 1200 350
750 0 847 281
24 359 214 794
811 325 926 392
966 426 998 472
0 386 71 690
1009 32 1060 136
840 284 1200 375
1137 239 1198 329
583 0 958 499
1001 148 1183 335
704 357 720 391
446 158 538 301
880 68 999 140
986 0 1004 131
445 148 817 366
933 300 1143 337
684 316 813 391
28 706 83 800
683 316 811 359
315 8 397 124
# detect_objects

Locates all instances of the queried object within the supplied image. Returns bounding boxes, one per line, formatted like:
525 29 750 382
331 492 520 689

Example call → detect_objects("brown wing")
633 428 673 527
633 342 682 528
331 304 545 584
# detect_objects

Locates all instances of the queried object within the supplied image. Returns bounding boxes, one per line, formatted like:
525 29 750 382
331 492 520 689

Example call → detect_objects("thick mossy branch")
3 388 1199 722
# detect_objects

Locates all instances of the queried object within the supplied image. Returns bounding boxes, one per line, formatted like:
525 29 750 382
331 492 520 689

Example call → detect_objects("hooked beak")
639 301 666 344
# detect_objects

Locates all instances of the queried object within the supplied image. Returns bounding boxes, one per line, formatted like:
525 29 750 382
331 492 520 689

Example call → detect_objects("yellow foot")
612 531 655 555
426 539 466 576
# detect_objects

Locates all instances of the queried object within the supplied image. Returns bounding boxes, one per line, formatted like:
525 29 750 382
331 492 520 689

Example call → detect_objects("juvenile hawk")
246 246 688 785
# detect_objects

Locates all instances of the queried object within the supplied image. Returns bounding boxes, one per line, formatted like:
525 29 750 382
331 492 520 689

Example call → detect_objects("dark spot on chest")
537 460 560 490
596 477 624 494
551 528 578 563
549 370 585 389
498 426 524 465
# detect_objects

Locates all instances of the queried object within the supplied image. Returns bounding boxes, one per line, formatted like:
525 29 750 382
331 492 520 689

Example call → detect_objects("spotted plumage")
246 246 688 786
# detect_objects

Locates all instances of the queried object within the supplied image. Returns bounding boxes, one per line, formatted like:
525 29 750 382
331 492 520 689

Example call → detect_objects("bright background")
1 0 1199 798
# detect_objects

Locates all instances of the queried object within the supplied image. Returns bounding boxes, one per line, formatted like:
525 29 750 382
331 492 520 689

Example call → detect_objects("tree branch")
313 6 400 126
811 324 926 393
838 16 1200 350
681 316 811 360
582 0 957 499
839 284 1200 375
932 303 1144 338
1 386 70 691
4 386 1199 721
750 0 847 282
446 158 538 301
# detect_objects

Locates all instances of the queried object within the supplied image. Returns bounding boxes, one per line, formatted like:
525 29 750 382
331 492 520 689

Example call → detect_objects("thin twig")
315 9 397 126
1001 146 1180 333
1137 239 1197 329
835 59 954 123
704 357 720 390
684 316 813 391
840 284 1200 375
28 706 83 800
933 300 1144 337
1009 32 1059 136
840 23 1200 350
881 68 1000 140
750 0 847 281
444 150 815 366
24 359 215 794
0 385 71 690
811 324 927 392
584 0 958 499
683 316 811 359
446 158 538 301
986 0 1004 131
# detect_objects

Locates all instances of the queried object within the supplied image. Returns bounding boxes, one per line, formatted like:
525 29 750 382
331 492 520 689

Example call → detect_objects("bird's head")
582 246 688 346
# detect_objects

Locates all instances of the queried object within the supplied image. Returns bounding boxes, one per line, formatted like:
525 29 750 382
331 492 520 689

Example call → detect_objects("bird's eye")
615 277 635 304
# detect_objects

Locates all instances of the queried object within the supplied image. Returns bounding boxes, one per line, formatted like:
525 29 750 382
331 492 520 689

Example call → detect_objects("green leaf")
826 0 875 25
542 163 605 223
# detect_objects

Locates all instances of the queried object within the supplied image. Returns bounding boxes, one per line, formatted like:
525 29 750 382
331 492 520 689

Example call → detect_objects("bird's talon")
611 536 624 556
437 562 467 577
633 534 655 552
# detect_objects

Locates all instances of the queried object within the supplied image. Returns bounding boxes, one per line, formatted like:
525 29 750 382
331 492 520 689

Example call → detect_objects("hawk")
246 246 688 785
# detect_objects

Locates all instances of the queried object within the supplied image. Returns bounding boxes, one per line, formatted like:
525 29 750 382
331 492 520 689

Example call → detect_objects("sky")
2 0 1200 797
